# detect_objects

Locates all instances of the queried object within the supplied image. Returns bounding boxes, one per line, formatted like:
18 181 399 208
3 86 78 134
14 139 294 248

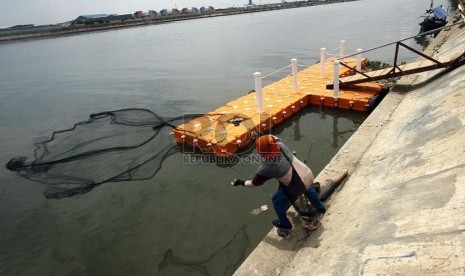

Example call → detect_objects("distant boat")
419 1 448 33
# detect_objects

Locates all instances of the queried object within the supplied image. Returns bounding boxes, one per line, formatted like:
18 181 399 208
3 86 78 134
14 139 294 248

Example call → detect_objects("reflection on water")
294 119 301 141
263 105 365 171
332 116 358 149
414 34 432 51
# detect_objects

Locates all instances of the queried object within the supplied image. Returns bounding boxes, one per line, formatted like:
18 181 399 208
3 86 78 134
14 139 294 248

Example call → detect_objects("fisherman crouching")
231 134 326 232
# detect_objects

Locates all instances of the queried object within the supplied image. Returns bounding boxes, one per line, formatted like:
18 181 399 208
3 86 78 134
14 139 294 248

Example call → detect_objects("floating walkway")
173 57 383 156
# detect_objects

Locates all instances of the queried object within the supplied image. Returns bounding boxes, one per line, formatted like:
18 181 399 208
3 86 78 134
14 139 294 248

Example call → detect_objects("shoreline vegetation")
0 0 357 43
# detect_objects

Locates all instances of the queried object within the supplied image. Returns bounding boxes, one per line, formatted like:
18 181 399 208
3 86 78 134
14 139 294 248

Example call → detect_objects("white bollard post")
356 48 362 71
333 60 340 105
291 58 298 93
254 72 263 113
339 40 345 59
320 48 326 78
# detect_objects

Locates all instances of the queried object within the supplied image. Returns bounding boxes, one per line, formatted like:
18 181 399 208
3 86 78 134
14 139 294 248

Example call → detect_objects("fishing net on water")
157 226 249 276
5 108 204 199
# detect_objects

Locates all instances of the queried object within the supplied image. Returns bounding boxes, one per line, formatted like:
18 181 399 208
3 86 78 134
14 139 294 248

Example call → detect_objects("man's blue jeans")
272 185 325 229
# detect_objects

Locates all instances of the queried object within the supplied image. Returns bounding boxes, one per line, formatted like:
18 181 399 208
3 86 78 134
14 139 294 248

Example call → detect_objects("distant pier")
0 0 358 43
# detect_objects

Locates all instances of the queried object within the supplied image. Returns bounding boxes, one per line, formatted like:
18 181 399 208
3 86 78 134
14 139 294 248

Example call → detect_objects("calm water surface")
0 0 453 275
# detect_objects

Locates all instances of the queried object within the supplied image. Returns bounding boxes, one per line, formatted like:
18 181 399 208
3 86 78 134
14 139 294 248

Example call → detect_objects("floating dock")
173 57 383 156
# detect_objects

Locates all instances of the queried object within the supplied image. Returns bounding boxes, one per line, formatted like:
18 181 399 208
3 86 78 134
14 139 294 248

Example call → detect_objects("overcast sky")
0 0 283 27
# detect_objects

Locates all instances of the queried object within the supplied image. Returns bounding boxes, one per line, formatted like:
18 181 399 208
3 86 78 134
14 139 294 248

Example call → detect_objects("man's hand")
231 179 245 186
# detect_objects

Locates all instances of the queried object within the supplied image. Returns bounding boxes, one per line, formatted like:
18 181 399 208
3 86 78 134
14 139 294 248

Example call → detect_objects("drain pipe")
320 169 349 202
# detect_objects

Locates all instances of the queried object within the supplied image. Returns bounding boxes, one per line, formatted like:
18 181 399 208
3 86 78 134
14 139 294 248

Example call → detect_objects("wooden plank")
369 68 391 78
328 50 465 88
335 59 447 87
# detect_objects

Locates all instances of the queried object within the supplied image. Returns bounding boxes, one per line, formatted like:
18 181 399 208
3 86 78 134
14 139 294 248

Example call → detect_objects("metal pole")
291 58 298 93
320 48 326 78
356 48 362 71
333 60 339 105
254 72 263 113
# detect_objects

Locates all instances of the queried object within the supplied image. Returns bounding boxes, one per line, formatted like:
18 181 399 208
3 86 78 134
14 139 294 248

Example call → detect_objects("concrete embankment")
234 12 465 276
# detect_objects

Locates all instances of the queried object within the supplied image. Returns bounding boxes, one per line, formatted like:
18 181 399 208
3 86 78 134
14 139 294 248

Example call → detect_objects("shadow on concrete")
262 214 324 252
